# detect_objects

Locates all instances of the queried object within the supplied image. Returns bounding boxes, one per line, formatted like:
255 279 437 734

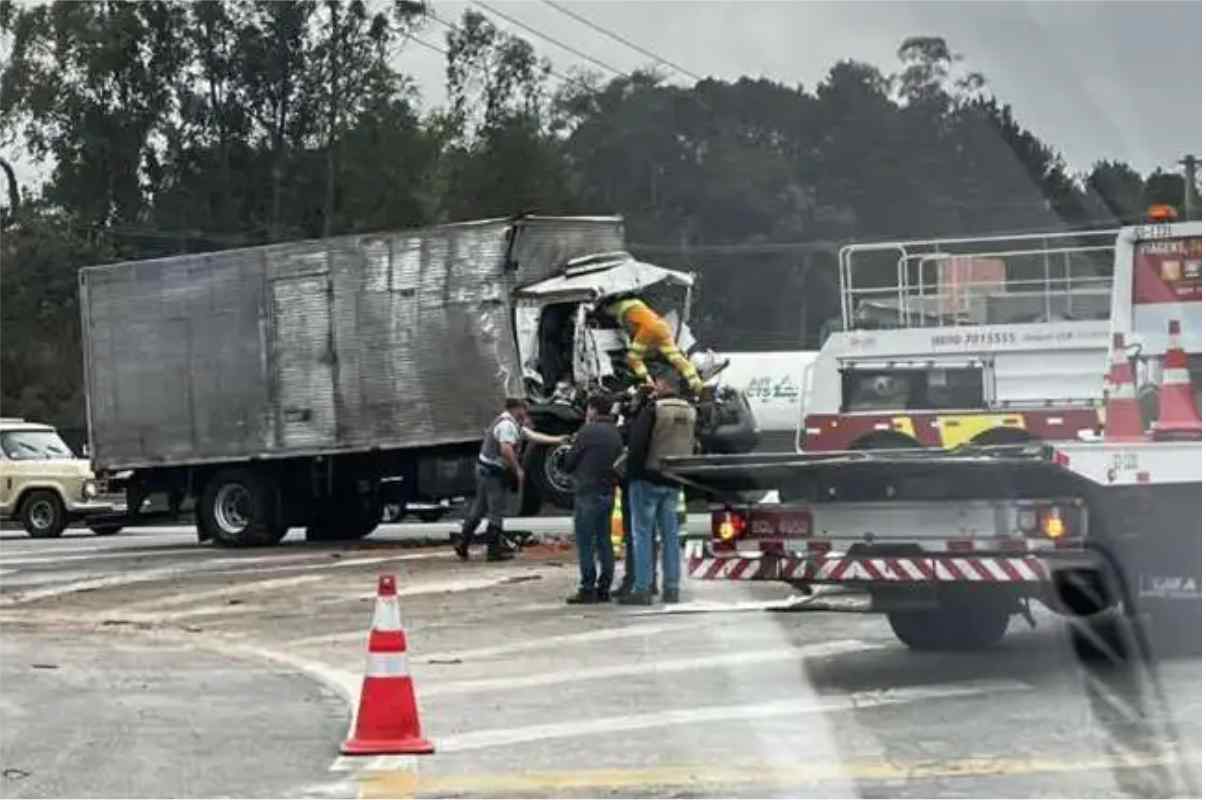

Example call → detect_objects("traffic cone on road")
1152 320 1202 441
341 575 434 755
1105 333 1144 442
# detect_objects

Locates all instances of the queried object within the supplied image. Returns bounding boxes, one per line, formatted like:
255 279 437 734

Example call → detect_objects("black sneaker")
662 589 680 604
596 587 612 603
453 534 470 561
566 589 599 605
617 591 653 606
615 579 633 599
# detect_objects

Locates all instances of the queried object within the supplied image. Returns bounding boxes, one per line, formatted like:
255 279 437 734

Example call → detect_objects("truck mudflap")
685 541 1053 585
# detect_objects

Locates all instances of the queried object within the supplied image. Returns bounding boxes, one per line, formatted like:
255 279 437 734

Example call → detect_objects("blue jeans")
573 490 615 592
629 480 681 594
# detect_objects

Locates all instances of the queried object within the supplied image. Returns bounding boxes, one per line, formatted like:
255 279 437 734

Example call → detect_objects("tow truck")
667 213 1201 652
800 228 1119 454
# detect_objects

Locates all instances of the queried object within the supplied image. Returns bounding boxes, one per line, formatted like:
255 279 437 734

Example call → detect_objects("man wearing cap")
456 398 566 562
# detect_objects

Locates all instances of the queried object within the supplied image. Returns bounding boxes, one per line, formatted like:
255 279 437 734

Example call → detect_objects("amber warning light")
1145 204 1179 223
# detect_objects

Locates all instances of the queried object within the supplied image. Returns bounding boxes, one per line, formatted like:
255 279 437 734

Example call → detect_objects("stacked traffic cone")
1105 333 1144 441
342 575 435 755
610 487 624 560
1151 320 1202 441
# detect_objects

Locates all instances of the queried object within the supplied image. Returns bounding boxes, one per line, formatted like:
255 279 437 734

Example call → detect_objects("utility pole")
1178 154 1201 220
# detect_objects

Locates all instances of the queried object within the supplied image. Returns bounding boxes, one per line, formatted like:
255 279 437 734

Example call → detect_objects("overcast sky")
400 0 1201 175
4 0 1201 189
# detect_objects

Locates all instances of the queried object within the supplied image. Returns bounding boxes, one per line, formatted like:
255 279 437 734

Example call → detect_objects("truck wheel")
21 491 67 538
89 525 123 536
526 443 575 513
307 485 382 542
888 605 1011 651
199 468 285 547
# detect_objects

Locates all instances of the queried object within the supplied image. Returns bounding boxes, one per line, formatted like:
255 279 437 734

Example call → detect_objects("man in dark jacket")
562 395 624 603
619 373 697 605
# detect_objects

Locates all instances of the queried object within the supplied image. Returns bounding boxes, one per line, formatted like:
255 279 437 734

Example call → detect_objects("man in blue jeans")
619 373 697 606
562 395 624 603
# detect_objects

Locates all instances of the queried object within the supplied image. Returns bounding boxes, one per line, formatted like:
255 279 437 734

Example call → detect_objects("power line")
540 0 702 83
426 6 601 94
471 0 626 77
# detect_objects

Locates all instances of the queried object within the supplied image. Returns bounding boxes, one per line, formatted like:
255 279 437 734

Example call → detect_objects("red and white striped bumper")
686 547 1049 584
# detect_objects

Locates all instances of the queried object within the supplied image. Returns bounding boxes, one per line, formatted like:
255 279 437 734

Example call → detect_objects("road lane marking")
290 618 719 650
420 639 887 697
0 553 449 607
354 752 1201 798
102 575 326 615
435 678 1031 753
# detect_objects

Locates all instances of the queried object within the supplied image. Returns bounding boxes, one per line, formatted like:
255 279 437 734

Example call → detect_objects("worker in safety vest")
604 296 704 395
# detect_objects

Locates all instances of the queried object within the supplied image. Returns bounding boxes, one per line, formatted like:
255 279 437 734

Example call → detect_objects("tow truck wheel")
887 604 1011 651
21 490 67 539
199 468 284 547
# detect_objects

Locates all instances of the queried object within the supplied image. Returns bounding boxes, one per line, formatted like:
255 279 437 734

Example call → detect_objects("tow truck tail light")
1017 503 1080 541
1041 507 1066 540
712 510 748 545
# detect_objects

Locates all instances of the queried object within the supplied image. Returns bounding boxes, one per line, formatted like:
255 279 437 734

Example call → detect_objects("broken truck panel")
79 216 627 471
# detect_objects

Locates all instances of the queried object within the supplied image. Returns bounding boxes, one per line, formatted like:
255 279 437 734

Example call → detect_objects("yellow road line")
356 753 1198 798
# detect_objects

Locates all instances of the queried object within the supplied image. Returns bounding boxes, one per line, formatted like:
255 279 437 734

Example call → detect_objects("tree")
1 1 188 226
1087 160 1145 223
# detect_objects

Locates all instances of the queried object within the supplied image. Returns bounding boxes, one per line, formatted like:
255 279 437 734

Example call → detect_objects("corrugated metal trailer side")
80 216 625 471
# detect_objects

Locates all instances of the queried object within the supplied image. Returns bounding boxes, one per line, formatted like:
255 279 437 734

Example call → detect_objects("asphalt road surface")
1 520 1200 798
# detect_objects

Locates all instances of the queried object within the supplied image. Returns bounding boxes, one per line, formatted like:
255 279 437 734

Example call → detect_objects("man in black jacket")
562 395 624 603
619 373 697 605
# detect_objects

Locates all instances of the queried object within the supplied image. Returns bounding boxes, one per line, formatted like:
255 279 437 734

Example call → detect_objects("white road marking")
329 755 419 773
291 617 718 651
103 575 326 615
436 679 1032 753
349 574 543 602
0 553 448 607
629 597 814 615
421 640 887 697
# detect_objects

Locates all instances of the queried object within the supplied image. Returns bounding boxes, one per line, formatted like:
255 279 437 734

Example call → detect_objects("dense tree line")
1 1 1200 431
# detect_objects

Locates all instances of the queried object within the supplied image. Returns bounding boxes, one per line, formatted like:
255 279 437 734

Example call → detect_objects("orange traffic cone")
341 575 434 755
1152 320 1202 441
1105 333 1144 441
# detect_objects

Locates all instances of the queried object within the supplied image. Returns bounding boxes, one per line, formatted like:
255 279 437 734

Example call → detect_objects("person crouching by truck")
562 395 624 604
619 372 697 605
455 398 567 562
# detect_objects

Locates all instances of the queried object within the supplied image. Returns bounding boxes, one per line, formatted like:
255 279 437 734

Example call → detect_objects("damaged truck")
78 215 758 546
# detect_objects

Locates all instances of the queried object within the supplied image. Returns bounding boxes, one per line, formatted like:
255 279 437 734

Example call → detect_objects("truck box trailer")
79 215 757 545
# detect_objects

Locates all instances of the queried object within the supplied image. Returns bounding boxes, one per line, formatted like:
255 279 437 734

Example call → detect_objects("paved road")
1 522 1200 798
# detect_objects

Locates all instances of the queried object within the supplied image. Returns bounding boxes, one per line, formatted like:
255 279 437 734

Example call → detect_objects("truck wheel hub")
214 484 251 534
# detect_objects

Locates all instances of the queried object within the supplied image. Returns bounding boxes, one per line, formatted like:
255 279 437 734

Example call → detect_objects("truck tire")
199 468 286 547
887 604 1011 651
525 443 575 513
21 490 67 539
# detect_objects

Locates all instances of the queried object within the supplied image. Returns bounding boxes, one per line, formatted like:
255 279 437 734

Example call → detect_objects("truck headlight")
83 480 99 499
